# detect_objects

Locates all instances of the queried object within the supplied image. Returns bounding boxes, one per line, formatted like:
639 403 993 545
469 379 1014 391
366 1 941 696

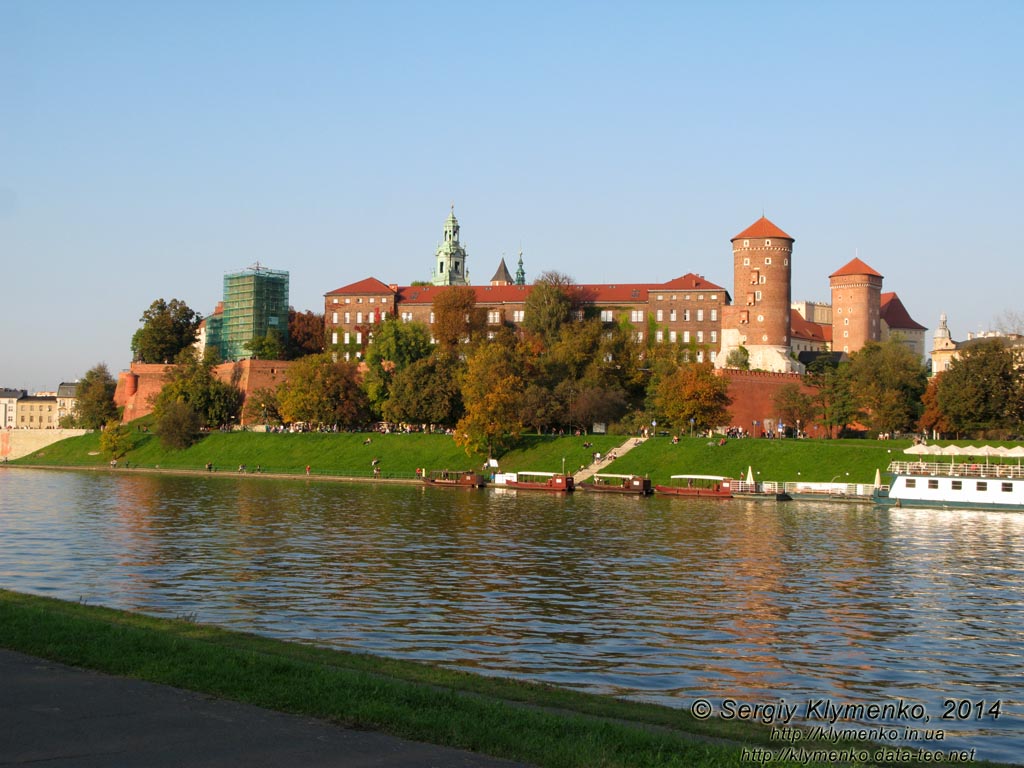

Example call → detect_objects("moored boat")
422 469 487 488
503 471 575 492
874 458 1024 511
655 474 733 498
580 473 652 495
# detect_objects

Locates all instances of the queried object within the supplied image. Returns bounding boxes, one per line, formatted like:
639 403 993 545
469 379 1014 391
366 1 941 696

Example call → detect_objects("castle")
325 210 927 371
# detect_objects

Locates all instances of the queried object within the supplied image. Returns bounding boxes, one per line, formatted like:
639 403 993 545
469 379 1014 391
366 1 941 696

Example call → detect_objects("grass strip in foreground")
0 590 999 768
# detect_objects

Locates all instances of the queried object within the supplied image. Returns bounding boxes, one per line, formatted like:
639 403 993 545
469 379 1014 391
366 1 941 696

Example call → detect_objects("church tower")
718 216 800 372
431 205 470 286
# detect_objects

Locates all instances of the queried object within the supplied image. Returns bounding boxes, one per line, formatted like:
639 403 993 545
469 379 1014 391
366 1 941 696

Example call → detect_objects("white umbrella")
873 467 881 488
904 444 932 455
746 466 754 485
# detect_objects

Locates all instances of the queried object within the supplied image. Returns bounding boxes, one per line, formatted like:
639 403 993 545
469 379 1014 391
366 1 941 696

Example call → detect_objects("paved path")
573 436 648 484
0 648 530 768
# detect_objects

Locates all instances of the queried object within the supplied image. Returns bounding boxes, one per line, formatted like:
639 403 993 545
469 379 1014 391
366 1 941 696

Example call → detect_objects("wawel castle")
325 207 927 372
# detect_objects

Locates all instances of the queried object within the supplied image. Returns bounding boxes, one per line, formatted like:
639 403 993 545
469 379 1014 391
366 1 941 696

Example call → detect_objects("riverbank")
9 427 932 485
4 589 992 768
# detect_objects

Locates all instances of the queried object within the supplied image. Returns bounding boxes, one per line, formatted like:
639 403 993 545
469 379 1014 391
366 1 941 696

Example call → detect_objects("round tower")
829 257 883 354
731 216 793 349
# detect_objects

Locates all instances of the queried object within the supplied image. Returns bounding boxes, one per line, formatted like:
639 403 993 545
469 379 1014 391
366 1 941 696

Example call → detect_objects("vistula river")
1 467 1022 762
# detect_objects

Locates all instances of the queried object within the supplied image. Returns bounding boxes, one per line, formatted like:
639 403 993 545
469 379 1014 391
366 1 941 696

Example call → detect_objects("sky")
3 1 1022 392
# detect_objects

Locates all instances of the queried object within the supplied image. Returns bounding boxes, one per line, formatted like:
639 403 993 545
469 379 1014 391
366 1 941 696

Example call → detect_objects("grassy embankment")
5 589 998 768
12 424 928 484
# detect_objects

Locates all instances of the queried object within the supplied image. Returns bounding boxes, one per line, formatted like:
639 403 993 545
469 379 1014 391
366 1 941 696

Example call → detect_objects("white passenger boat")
873 444 1024 511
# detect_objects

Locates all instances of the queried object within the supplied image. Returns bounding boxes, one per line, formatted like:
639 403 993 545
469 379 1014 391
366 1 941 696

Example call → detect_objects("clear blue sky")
3 1 1022 392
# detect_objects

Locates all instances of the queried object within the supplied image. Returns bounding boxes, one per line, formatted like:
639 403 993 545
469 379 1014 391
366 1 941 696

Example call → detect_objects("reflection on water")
1 468 1021 762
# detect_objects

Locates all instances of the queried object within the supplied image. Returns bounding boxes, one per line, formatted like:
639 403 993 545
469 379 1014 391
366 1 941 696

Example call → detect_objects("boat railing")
888 460 1024 479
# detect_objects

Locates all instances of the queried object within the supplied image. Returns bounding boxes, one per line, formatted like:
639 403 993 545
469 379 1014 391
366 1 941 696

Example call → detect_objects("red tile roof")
829 258 883 279
790 309 828 342
880 292 926 331
325 277 396 296
732 216 793 241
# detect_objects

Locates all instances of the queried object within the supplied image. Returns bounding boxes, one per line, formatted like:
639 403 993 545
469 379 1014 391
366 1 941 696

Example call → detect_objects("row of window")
653 293 719 301
331 307 722 327
331 311 387 324
330 296 389 305
742 256 789 266
906 478 1014 493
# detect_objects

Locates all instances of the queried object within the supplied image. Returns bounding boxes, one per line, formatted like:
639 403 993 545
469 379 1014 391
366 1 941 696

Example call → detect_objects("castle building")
717 216 799 373
880 292 927 358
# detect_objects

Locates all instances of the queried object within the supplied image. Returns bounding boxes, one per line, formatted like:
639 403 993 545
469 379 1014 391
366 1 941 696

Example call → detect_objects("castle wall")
718 368 826 436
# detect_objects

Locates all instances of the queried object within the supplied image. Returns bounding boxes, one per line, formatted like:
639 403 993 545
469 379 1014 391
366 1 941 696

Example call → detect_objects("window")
487 310 500 324
1003 482 1013 493
906 478 916 489
513 310 525 322
656 309 663 322
697 331 704 343
368 312 375 323
345 298 351 304
710 294 718 300
952 480 962 491
657 295 663 301
764 257 772 265
332 312 338 324
656 330 663 342
331 332 338 345
332 298 339 304
743 240 749 247
697 309 704 322
344 312 350 324
710 309 718 321
356 312 363 323
683 309 691 322
343 332 350 345
401 311 413 322
635 331 644 342
743 257 750 266
710 331 717 343
977 481 988 492
670 310 677 321
669 331 677 342
765 239 771 246
356 332 362 344
429 312 435 324
697 350 704 362
928 479 939 490
601 310 613 322
631 310 644 322
710 351 717 362
381 298 388 304
357 298 363 304
755 291 762 301
683 331 691 343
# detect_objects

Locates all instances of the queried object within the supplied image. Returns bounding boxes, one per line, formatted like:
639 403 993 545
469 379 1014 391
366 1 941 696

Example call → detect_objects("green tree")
523 278 573 342
363 318 433 417
935 339 1024 437
772 383 815 436
276 353 369 427
151 349 243 430
653 362 732 433
564 383 628 433
803 355 859 438
241 387 282 426
245 329 287 361
432 286 486 351
455 339 525 456
155 401 203 449
286 308 325 359
725 346 750 370
131 298 202 364
382 354 463 426
99 420 134 459
847 340 928 435
71 363 119 428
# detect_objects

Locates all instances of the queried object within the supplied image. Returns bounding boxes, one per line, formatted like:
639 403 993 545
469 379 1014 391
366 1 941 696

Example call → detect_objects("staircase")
573 436 648 484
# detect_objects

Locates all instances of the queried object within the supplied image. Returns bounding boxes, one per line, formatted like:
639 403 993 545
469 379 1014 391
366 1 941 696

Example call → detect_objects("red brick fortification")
718 368 828 437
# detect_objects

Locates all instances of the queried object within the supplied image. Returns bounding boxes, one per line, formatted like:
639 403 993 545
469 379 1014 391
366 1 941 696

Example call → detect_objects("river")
1 467 1021 762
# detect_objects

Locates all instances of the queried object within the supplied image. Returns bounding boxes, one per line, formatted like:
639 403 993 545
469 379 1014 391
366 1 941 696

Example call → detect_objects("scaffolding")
216 263 290 361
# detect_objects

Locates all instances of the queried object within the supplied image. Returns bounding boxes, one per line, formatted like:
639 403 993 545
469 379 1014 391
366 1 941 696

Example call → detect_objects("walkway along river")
1 467 1021 762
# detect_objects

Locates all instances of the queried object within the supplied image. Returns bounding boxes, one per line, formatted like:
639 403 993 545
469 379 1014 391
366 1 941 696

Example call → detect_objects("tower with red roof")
829 258 883 354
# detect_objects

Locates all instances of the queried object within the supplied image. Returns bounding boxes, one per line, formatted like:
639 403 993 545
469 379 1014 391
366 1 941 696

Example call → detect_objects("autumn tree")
772 383 816 435
69 363 119 429
653 361 732 433
241 386 282 426
432 286 486 351
276 353 369 427
287 309 325 359
455 338 525 456
131 298 202 364
155 401 203 449
918 376 953 439
935 338 1024 437
99 419 135 459
523 276 574 342
847 340 928 435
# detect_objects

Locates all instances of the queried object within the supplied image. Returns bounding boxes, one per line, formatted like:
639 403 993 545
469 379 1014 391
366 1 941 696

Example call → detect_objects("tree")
99 420 134 459
363 318 433 417
653 362 732 433
131 298 202 364
523 278 573 342
287 309 325 359
382 354 463 426
918 376 954 439
564 383 628 432
241 387 282 426
847 340 928 435
803 355 859 438
454 339 525 456
935 339 1024 437
276 353 369 427
432 286 486 350
725 346 750 370
71 363 119 428
156 401 202 449
245 329 287 361
772 383 815 435
151 348 243 430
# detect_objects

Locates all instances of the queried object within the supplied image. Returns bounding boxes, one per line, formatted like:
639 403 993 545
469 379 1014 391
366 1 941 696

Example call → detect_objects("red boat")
422 470 486 488
654 475 733 498
504 472 575 492
580 473 652 495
